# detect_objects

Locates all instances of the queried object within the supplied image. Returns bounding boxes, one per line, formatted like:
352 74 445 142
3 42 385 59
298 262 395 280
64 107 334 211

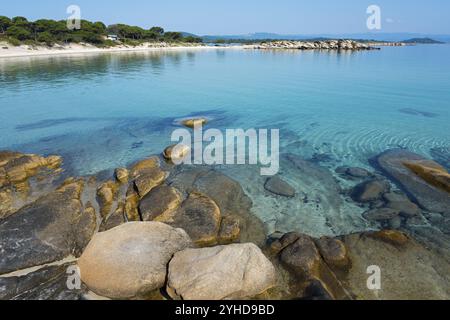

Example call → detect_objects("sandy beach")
0 41 228 58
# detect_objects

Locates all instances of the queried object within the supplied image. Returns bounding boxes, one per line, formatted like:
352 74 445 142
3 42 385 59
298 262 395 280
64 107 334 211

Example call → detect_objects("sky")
1 0 449 35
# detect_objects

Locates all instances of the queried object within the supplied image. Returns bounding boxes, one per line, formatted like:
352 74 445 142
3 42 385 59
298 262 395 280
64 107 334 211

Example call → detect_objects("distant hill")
402 38 444 44
201 32 450 43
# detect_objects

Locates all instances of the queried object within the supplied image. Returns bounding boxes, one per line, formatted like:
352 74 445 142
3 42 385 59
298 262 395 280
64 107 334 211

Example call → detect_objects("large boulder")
169 192 222 246
168 167 266 245
77 222 191 299
0 180 96 275
342 230 450 299
167 243 276 300
372 149 450 214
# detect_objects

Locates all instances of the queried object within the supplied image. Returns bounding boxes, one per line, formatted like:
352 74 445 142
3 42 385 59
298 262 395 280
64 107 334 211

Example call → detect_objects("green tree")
149 27 164 35
164 32 182 41
37 31 54 45
0 16 12 33
12 16 29 28
7 25 31 40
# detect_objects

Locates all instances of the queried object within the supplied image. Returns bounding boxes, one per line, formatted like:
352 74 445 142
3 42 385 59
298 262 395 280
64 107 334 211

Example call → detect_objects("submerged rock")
78 222 192 299
383 192 421 217
403 160 450 193
0 180 96 275
336 166 372 179
181 118 208 129
372 149 450 214
167 243 276 300
264 176 296 197
351 179 390 203
362 208 400 222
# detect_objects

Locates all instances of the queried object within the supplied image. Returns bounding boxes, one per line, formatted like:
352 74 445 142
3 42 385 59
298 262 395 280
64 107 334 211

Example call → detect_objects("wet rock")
78 222 192 299
351 179 390 203
114 168 129 184
366 230 409 246
163 144 191 163
218 215 241 244
388 216 403 229
268 232 301 255
363 208 400 222
336 166 372 179
302 279 334 300
124 184 140 221
0 180 96 275
96 181 119 218
383 192 421 217
139 185 182 222
279 234 322 279
342 231 450 299
278 233 349 300
99 202 126 232
264 176 296 197
167 243 276 300
315 237 350 271
372 149 450 214
133 167 168 198
168 167 266 245
181 118 208 129
2 153 62 185
0 263 88 300
403 160 449 193
170 192 222 247
0 188 13 219
130 156 160 178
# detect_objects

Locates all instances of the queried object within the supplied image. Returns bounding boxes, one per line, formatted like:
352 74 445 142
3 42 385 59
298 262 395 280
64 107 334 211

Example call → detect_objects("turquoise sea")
1 45 449 235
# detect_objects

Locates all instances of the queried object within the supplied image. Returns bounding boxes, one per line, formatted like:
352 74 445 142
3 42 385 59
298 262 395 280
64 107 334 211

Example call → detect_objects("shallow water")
1 45 449 235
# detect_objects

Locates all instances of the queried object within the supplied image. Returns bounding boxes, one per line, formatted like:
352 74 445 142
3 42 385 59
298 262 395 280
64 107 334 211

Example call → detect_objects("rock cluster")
249 40 379 51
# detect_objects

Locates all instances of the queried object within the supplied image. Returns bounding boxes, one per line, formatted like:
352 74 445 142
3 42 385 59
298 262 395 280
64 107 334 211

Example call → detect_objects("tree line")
0 16 202 46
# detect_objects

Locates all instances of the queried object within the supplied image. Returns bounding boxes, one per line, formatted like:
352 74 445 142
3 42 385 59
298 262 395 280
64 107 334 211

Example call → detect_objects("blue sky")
1 0 449 35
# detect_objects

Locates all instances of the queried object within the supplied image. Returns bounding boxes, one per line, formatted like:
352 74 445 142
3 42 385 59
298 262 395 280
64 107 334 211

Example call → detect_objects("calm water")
0 45 449 176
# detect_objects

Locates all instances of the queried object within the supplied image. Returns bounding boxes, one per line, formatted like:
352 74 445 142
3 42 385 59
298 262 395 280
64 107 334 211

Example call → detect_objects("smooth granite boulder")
167 243 276 300
0 180 96 275
78 222 191 299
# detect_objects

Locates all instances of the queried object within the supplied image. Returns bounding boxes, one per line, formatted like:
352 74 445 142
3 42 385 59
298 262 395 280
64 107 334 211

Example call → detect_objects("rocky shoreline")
246 40 406 51
0 122 449 300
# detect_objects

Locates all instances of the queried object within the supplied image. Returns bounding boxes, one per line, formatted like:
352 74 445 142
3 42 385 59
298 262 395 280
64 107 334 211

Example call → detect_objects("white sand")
0 41 236 58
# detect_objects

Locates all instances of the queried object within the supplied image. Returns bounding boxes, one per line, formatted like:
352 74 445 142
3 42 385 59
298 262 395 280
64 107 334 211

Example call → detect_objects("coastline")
0 42 232 59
